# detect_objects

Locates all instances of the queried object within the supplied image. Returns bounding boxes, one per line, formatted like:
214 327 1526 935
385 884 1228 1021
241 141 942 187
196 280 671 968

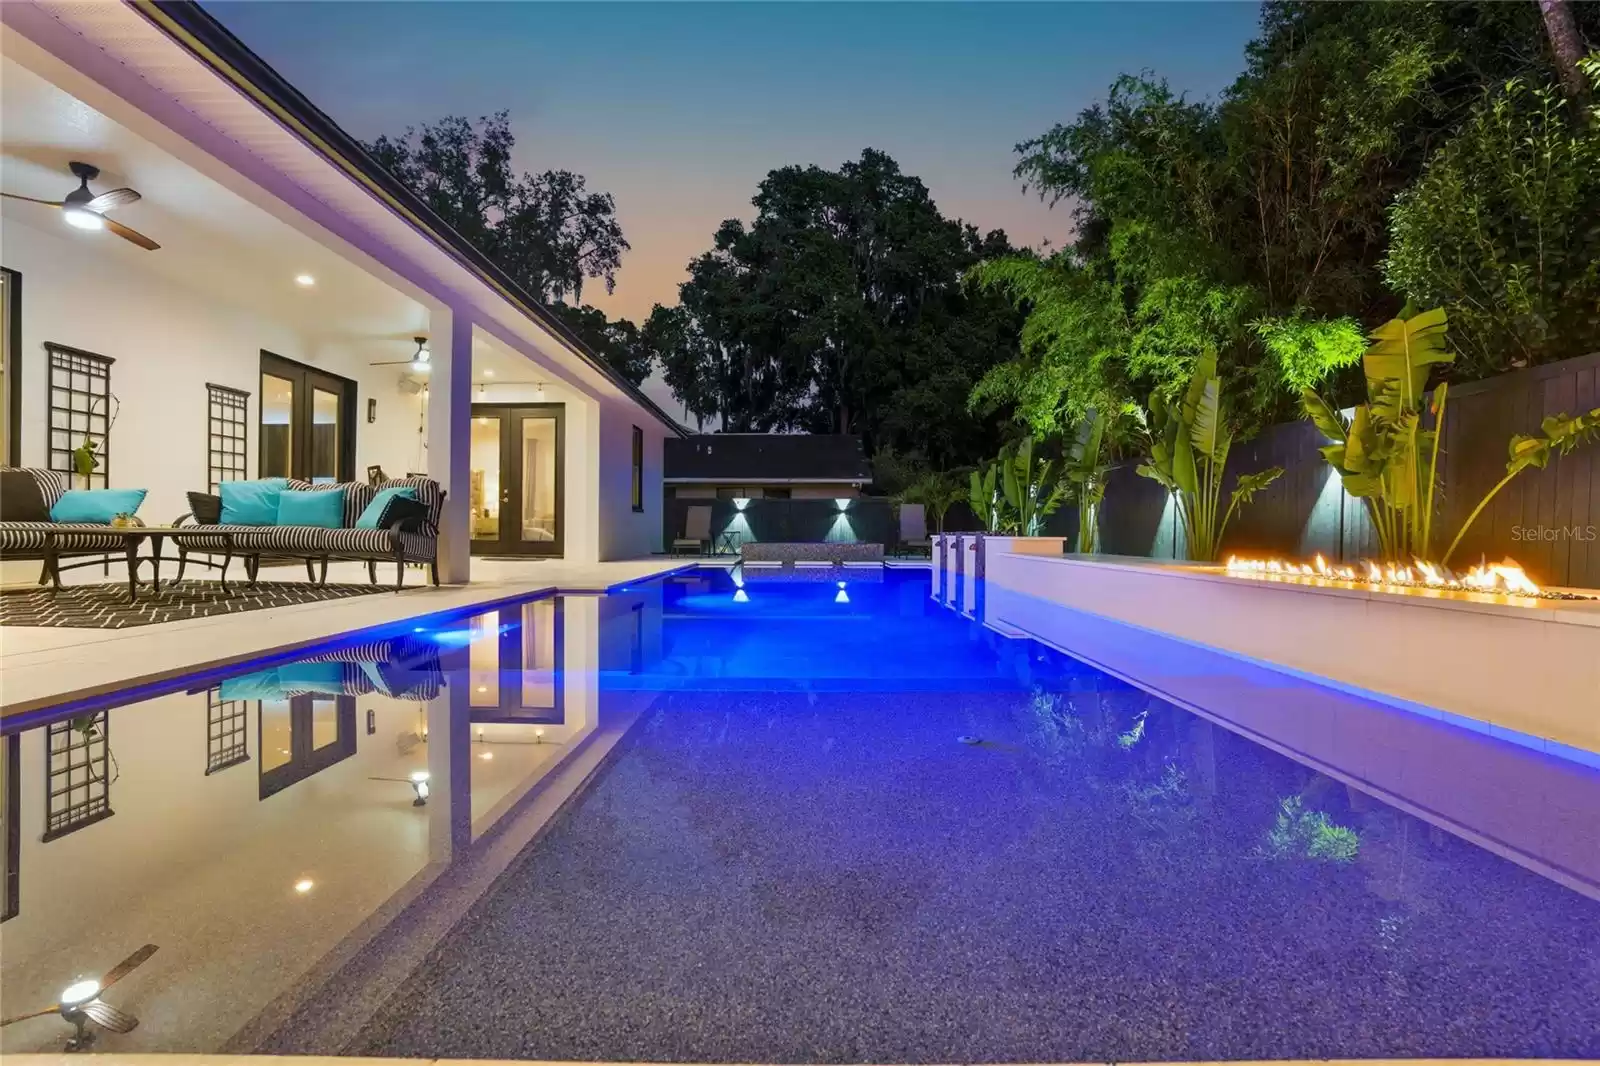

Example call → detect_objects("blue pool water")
2 566 1598 1060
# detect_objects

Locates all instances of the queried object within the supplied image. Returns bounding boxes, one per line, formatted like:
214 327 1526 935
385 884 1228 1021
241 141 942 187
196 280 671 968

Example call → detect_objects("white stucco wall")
597 396 665 560
2 218 427 521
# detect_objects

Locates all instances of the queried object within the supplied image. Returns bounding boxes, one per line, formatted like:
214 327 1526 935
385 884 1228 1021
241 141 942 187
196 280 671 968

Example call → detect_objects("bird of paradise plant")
1138 349 1283 562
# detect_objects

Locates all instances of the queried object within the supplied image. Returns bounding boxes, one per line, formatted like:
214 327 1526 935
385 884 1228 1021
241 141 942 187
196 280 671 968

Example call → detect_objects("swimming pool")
2 565 1597 1059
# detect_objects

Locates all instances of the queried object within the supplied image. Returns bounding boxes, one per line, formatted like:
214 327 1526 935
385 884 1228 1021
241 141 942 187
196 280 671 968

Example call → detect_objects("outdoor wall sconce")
836 498 851 512
733 497 750 511
409 769 431 805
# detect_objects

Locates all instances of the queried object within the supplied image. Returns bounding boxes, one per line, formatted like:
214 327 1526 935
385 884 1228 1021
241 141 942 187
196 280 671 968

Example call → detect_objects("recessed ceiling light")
294 878 315 894
482 369 494 377
294 274 315 287
480 751 494 761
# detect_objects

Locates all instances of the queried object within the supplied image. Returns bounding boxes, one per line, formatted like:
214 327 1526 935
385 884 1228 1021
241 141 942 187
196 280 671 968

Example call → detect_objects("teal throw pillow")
50 488 148 524
276 487 345 528
355 485 418 529
218 478 289 526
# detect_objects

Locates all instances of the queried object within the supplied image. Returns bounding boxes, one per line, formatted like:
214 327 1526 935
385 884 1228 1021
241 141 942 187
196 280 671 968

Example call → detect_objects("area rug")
0 581 389 629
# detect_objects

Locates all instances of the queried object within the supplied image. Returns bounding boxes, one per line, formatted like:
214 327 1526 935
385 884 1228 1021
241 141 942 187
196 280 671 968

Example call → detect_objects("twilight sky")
214 0 1260 326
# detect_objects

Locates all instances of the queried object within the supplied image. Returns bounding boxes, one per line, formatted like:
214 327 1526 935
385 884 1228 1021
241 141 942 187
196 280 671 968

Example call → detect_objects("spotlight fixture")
534 728 545 744
0 944 158 1051
534 382 546 402
294 274 315 287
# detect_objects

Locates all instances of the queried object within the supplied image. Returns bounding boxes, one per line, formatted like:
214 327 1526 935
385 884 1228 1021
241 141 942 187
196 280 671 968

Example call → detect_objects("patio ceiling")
0 55 427 346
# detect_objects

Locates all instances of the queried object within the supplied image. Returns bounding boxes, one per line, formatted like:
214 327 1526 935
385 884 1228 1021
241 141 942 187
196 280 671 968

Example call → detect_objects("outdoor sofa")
0 467 146 585
177 476 446 589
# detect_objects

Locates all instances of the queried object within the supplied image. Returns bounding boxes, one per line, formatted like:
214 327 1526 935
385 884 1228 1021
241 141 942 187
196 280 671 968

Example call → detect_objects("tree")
1539 0 1592 104
550 303 650 387
649 150 1020 470
975 0 1600 440
369 112 629 304
1384 64 1600 376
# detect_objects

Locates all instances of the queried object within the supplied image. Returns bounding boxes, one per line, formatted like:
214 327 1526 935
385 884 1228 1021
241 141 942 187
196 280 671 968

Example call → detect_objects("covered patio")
1 1 676 613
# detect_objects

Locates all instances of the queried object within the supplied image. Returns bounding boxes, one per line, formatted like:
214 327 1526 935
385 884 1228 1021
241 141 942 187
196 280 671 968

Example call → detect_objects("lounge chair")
898 502 931 556
673 504 712 555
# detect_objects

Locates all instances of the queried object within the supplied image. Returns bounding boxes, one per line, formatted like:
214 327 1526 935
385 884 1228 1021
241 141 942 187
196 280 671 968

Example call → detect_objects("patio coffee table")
42 526 239 603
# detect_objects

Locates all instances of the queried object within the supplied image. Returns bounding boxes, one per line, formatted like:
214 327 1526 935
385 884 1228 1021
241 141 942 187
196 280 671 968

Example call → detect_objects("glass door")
259 352 354 484
470 404 563 556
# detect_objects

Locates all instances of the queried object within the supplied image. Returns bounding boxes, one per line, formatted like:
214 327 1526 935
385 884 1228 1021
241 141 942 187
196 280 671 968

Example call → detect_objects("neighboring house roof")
137 0 686 436
665 434 873 484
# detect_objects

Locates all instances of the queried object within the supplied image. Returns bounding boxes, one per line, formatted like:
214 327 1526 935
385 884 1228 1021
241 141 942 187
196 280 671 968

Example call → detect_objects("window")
630 425 644 512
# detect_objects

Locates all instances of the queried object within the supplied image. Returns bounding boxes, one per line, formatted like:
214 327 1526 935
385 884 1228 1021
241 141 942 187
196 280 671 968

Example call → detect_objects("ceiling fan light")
59 979 101 1010
62 206 104 231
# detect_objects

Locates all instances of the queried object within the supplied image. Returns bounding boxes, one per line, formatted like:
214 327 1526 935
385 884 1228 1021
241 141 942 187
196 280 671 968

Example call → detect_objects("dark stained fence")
664 497 898 551
1436 352 1600 585
1090 350 1600 588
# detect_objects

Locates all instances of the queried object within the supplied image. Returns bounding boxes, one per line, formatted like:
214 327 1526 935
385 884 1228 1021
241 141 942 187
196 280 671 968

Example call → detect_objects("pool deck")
0 556 715 721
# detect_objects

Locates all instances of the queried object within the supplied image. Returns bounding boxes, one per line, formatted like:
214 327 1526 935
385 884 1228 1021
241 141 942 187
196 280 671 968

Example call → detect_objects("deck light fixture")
294 273 315 287
293 878 315 894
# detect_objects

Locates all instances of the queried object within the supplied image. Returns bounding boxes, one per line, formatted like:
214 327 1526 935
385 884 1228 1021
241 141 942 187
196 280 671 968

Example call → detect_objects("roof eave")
135 0 686 436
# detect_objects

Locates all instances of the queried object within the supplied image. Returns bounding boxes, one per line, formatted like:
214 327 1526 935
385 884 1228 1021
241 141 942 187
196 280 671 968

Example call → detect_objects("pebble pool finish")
351 567 1600 1063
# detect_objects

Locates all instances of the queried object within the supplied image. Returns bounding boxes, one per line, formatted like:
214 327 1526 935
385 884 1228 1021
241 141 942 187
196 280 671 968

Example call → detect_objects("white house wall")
1 218 426 525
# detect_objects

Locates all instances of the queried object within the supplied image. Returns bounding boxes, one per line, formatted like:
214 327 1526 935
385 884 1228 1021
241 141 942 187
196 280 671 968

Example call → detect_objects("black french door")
469 403 564 556
259 351 355 484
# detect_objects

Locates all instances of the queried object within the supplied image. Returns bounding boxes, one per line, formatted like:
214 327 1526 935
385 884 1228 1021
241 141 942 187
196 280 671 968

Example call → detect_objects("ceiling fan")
0 943 159 1051
1 161 160 251
371 337 431 372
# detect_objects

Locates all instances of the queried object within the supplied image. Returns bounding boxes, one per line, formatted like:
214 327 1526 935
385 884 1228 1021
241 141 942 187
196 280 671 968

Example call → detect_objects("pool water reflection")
1 567 1597 1060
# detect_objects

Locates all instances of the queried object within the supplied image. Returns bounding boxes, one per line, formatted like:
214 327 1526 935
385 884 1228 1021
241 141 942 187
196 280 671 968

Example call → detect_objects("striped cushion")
287 480 374 528
284 478 441 534
0 468 69 510
317 526 436 562
0 522 130 554
175 525 327 554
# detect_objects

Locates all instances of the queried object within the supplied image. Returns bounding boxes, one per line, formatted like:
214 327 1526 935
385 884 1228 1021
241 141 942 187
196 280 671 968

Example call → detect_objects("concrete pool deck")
0 556 716 721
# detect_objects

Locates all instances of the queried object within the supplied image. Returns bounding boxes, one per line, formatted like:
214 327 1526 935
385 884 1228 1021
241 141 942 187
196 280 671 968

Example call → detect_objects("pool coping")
0 561 703 731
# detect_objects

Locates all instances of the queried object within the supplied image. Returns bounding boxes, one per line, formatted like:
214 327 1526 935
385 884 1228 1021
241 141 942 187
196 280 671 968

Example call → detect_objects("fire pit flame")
1224 555 1552 598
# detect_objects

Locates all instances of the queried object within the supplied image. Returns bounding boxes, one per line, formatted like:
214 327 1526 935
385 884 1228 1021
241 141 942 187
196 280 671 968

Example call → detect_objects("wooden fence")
1091 351 1600 588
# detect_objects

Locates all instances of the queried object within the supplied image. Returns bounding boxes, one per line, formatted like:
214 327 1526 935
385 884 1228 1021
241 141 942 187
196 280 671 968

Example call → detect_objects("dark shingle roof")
664 434 872 483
